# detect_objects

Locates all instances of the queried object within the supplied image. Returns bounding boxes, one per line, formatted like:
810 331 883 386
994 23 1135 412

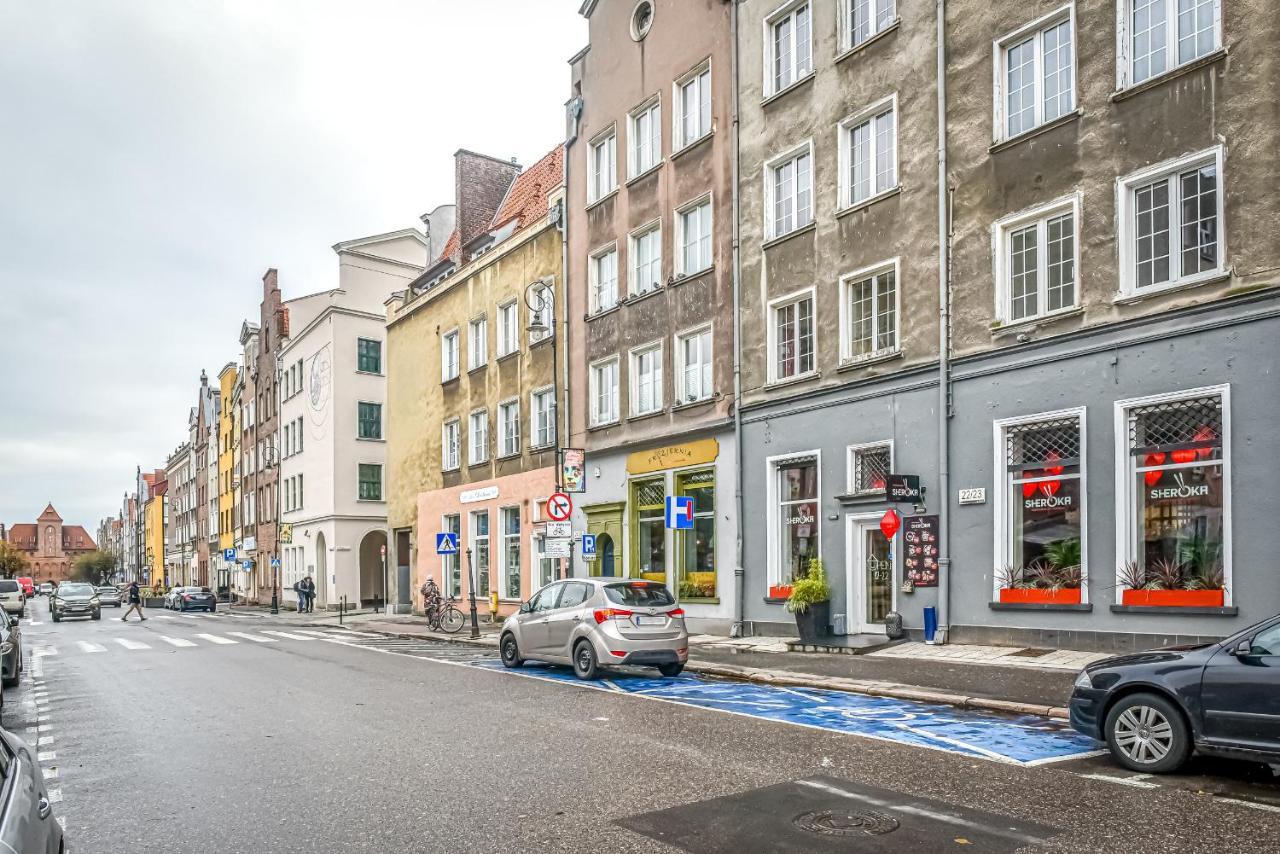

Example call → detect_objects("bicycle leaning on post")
424 595 467 634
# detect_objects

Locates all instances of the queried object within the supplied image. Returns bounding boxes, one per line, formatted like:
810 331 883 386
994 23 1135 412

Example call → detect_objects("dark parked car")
1070 614 1280 772
95 586 122 608
0 615 22 689
166 587 216 613
0 728 64 853
50 583 101 623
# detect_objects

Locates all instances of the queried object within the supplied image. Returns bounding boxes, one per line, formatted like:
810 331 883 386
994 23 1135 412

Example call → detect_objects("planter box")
1122 588 1225 607
143 597 165 608
794 600 831 643
998 588 1082 605
768 585 793 600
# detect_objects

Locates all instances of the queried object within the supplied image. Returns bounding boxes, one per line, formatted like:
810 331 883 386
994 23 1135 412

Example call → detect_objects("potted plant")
997 538 1084 604
1120 555 1226 607
786 558 832 643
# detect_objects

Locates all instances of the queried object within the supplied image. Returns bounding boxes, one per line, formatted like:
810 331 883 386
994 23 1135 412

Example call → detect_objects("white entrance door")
845 514 896 634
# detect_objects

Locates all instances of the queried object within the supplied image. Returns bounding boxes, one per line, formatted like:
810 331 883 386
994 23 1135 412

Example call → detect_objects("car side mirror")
1233 639 1254 658
7 615 17 628
519 602 532 614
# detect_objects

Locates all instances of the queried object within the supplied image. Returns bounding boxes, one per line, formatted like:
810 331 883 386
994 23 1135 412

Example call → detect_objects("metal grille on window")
634 480 665 508
1128 395 1222 455
854 447 890 493
1005 417 1080 472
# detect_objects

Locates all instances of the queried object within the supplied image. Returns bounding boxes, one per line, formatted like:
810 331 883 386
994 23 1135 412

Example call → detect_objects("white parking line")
157 636 197 648
195 634 237 645
76 642 107 654
41 768 57 781
226 632 275 643
37 751 55 762
261 631 313 641
1078 773 1160 789
47 789 62 803
113 638 150 651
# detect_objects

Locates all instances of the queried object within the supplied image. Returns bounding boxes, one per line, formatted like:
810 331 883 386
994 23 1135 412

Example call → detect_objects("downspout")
730 0 746 638
934 0 952 644
562 104 577 579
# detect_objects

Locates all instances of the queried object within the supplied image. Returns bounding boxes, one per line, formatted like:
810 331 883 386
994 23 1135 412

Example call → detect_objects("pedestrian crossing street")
32 628 361 658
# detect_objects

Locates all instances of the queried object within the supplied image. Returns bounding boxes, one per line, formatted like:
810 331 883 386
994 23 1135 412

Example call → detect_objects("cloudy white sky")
0 0 586 533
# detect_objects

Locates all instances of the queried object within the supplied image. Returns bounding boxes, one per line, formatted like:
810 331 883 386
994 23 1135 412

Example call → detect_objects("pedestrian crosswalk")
29 628 360 658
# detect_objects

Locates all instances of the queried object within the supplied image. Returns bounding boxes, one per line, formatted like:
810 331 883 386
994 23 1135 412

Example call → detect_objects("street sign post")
545 521 572 539
665 495 694 530
546 492 573 522
436 532 459 555
581 533 597 559
270 557 281 569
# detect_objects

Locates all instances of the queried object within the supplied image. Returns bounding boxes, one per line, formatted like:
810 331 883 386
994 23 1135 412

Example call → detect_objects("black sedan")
168 587 216 613
0 728 64 852
1070 614 1280 772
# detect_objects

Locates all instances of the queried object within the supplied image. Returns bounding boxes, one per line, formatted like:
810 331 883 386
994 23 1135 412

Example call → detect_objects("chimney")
453 150 521 249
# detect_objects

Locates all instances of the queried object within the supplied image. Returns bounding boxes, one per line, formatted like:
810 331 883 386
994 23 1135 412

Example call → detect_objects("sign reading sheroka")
886 474 922 503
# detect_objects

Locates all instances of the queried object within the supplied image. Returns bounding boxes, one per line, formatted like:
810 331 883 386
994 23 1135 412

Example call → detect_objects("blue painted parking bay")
473 661 1101 766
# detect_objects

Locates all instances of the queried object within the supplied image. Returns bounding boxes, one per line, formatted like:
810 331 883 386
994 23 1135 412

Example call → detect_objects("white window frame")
675 193 713 277
627 95 662 179
675 324 713 405
838 257 901 364
836 94 899 211
441 329 460 382
497 300 519 356
846 440 893 495
629 341 664 417
530 386 556 450
763 140 814 241
765 449 822 591
589 356 621 427
468 316 487 370
441 419 461 472
991 193 1082 324
628 220 664 296
468 409 489 466
992 407 1089 603
673 60 712 151
588 125 618 203
1115 0 1222 91
1113 385 1231 604
767 287 817 384
498 398 521 458
992 5 1077 142
1116 146 1225 298
763 0 813 98
589 243 619 314
841 0 898 53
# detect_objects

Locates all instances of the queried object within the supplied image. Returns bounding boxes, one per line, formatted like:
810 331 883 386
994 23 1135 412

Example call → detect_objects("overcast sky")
0 0 585 533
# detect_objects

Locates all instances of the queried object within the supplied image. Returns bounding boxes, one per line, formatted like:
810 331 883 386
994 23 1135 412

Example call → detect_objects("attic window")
631 1 654 40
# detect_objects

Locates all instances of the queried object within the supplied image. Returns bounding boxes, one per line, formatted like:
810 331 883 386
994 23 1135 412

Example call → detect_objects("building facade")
564 0 738 633
254 270 287 604
194 370 219 590
217 362 239 596
4 504 97 584
164 441 196 586
143 470 168 587
236 323 260 600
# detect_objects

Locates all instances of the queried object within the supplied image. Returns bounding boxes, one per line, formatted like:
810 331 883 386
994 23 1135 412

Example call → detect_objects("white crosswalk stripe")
114 638 150 650
226 632 275 643
195 634 237 645
292 630 337 638
158 636 197 648
76 641 106 653
153 615 178 621
261 630 313 641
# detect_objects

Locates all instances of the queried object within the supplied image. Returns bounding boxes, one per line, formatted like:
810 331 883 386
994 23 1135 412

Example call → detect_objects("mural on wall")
308 343 332 438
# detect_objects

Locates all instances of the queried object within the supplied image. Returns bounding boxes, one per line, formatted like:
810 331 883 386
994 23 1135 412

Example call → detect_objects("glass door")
847 516 895 634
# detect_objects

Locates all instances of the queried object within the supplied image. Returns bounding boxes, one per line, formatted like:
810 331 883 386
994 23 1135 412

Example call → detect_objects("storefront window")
501 507 521 600
676 470 716 599
470 510 490 598
533 535 555 590
442 514 460 597
632 477 666 582
773 456 818 596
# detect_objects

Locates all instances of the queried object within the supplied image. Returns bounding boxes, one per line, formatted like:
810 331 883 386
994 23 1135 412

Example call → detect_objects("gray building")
736 0 1280 649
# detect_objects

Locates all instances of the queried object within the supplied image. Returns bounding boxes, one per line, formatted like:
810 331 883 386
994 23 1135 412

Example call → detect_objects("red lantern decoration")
1193 425 1217 460
1143 452 1166 487
879 509 901 539
1170 448 1197 464
1022 481 1038 498
1043 450 1065 477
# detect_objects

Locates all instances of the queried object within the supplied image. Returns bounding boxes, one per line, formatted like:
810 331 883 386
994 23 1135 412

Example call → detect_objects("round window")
630 0 654 41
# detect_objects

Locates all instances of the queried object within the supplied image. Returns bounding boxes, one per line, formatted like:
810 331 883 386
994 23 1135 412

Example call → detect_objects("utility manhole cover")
794 809 899 836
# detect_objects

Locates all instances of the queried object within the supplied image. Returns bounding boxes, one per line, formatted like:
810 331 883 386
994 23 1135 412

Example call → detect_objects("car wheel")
208 606 216 613
657 663 684 678
1104 692 1191 773
500 633 524 669
572 640 599 680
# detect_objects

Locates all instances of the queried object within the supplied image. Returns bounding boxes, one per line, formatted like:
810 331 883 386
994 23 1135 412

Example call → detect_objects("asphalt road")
7 599 1279 853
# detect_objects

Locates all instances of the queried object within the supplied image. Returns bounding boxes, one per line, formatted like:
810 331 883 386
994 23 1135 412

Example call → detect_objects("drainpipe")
562 104 577 580
730 0 746 639
934 0 952 644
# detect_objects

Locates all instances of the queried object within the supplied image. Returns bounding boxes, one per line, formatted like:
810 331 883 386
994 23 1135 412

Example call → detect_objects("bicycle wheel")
440 606 466 634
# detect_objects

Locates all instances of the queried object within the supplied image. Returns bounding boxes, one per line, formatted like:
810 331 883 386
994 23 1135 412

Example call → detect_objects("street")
3 599 1275 853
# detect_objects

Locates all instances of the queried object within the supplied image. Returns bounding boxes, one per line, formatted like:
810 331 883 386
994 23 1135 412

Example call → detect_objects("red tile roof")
491 145 564 231
61 526 96 551
431 228 461 267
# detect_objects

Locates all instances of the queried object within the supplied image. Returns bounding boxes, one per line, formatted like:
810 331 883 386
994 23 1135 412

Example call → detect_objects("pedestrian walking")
300 576 316 613
292 580 305 613
121 581 146 621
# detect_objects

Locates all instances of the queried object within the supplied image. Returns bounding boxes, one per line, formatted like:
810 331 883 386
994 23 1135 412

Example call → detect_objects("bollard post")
340 594 346 626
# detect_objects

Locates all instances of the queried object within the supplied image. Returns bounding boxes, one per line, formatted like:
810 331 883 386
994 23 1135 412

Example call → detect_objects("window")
357 338 381 374
589 128 617 203
442 514 461 597
766 2 812 96
994 196 1079 323
1118 147 1223 296
839 97 897 209
470 510 490 599
501 507 521 600
628 98 661 177
844 0 895 50
497 301 519 356
676 327 713 403
442 419 460 471
1117 388 1229 603
357 402 382 440
630 343 663 416
995 412 1085 597
498 400 521 457
675 470 716 599
590 357 620 426
631 477 666 581
441 330 459 381
676 196 712 276
770 291 815 381
529 284 553 343
765 144 813 240
629 223 663 296
590 246 619 313
468 410 488 465
468 317 487 370
533 536 557 590
770 455 819 594
531 388 555 449
841 261 899 362
995 8 1075 141
675 64 712 149
1119 0 1220 88
357 464 382 501
848 442 891 494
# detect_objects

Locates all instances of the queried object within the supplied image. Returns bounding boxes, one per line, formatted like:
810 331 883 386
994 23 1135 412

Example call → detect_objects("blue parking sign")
436 532 459 555
222 548 236 562
581 533 597 557
665 495 694 530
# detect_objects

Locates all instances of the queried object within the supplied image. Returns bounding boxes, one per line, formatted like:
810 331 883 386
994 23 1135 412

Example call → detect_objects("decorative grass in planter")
999 587 1082 605
1121 588 1225 607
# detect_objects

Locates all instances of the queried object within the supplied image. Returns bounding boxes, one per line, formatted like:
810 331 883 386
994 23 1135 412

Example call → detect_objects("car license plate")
634 615 665 626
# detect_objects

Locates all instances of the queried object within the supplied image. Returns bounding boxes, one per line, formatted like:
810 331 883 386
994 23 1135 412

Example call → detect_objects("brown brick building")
4 504 97 583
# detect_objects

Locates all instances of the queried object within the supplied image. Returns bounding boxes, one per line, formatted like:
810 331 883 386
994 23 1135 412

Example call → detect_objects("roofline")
568 44 590 65
453 148 522 170
579 0 597 18
331 227 428 255
217 362 237 379
280 303 387 355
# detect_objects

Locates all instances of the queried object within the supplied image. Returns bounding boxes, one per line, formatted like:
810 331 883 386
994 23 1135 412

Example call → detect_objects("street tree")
72 550 117 585
0 542 28 578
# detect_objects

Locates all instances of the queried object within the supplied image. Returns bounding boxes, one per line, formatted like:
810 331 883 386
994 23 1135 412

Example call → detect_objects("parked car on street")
0 581 25 619
95 586 122 608
1 614 22 689
0 727 65 853
164 586 216 613
36 583 52 597
14 578 34 599
50 583 101 622
1070 613 1280 773
500 579 688 680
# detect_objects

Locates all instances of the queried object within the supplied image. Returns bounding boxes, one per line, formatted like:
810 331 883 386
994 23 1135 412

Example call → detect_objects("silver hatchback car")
500 579 688 679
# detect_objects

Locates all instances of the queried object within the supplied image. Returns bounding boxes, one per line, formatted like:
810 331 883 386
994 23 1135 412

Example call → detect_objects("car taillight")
593 608 634 624
667 608 685 619
183 595 192 601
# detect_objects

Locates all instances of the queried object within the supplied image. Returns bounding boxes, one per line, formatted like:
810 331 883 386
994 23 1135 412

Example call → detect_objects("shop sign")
543 538 572 558
1147 471 1210 502
626 438 719 476
242 536 257 552
903 515 939 587
460 485 499 504
560 448 586 493
886 474 922 503
958 487 986 505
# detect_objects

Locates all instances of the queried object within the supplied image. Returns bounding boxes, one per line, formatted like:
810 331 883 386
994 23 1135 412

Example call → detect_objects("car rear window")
603 582 675 607
0 581 18 593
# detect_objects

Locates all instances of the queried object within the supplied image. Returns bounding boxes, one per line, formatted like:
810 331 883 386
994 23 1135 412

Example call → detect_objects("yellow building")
143 476 167 588
217 363 238 557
